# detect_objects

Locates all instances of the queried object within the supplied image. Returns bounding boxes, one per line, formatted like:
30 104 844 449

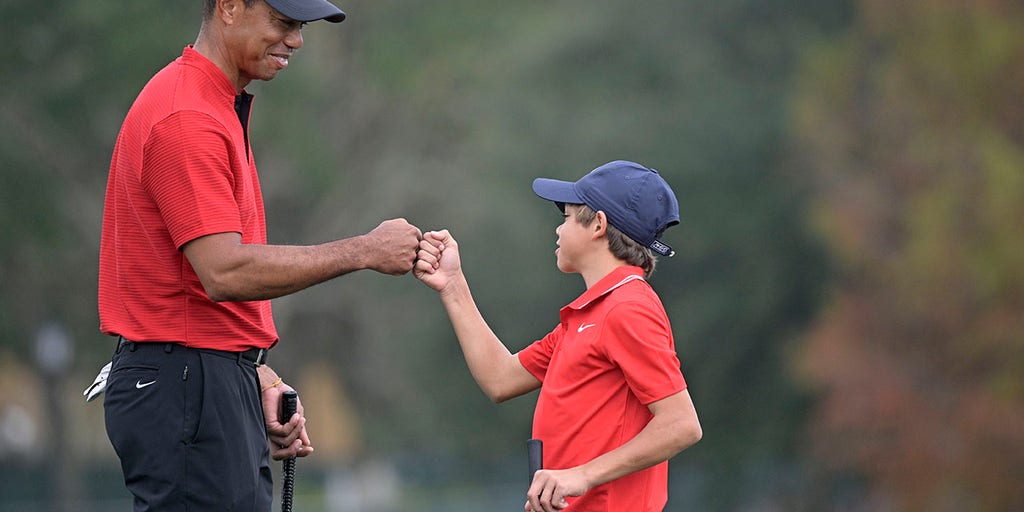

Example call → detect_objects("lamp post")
34 321 75 512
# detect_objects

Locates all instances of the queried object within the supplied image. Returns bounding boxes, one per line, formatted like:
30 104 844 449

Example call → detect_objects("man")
96 0 421 509
415 161 702 511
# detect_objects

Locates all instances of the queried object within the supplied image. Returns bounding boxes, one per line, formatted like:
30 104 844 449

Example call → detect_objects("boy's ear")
592 211 609 239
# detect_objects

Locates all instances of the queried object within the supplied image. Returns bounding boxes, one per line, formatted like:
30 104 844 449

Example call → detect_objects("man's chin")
255 70 282 82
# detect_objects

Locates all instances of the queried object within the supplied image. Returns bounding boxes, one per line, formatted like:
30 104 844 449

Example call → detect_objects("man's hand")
261 379 314 461
362 218 422 275
525 467 589 512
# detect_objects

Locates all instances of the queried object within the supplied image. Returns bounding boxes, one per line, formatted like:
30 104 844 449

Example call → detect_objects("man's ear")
216 0 242 25
592 211 609 240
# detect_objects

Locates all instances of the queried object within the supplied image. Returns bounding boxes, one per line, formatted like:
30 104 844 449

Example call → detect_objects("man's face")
228 0 305 85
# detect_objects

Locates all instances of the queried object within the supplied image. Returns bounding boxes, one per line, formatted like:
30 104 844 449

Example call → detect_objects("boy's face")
554 204 592 274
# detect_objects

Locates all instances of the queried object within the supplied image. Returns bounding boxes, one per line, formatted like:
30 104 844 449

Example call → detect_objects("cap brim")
266 0 346 22
532 178 583 206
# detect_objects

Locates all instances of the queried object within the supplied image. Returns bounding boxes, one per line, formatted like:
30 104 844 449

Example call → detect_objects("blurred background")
2 0 1022 510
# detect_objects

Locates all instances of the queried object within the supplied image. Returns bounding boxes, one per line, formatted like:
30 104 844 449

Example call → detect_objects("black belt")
116 336 269 367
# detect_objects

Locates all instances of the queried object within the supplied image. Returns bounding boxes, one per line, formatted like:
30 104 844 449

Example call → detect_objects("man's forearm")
215 237 374 300
187 219 420 302
185 233 374 302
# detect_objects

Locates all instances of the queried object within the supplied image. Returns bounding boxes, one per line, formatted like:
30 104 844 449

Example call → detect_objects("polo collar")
181 45 243 100
565 266 646 311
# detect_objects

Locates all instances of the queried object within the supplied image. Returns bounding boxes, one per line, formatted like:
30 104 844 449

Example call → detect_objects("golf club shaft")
281 390 298 512
527 438 543 484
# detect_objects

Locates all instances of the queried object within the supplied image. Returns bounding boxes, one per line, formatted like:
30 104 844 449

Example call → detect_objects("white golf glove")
83 361 112 402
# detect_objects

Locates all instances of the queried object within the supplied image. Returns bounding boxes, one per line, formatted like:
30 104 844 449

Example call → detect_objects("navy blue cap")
532 160 680 257
265 0 346 22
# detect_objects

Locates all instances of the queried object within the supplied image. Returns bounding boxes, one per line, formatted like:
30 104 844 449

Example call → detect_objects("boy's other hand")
525 467 586 512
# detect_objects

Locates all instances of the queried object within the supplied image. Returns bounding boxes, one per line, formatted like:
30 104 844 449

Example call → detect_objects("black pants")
104 341 273 511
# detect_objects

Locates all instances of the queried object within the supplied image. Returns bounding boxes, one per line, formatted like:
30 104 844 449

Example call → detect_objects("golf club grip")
527 438 543 484
281 390 298 512
282 389 298 424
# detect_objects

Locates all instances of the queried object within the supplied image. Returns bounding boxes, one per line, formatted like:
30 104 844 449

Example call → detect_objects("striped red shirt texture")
518 265 687 511
99 46 277 351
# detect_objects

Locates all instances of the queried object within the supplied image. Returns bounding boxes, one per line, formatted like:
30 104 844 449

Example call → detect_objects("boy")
415 160 701 512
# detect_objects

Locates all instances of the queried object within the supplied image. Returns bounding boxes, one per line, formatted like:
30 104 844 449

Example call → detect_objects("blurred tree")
1 1 201 506
259 1 848 509
0 0 198 359
2 0 849 509
794 1 1024 510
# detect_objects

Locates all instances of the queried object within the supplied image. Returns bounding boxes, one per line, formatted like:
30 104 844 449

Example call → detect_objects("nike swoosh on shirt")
577 323 597 333
136 380 156 389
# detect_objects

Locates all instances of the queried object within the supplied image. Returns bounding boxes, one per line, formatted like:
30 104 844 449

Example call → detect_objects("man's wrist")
257 365 281 389
261 377 283 392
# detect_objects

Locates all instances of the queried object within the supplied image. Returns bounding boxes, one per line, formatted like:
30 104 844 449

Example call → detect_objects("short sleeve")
142 110 243 249
517 324 565 383
602 301 686 404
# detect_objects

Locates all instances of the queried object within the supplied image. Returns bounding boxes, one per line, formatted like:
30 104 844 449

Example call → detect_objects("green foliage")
1 0 198 355
1 0 851 509
255 1 847 508
794 1 1024 509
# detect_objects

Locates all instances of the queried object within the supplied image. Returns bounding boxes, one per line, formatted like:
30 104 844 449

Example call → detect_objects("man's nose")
285 28 303 50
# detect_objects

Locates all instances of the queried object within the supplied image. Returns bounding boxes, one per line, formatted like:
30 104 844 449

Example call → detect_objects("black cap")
265 0 346 23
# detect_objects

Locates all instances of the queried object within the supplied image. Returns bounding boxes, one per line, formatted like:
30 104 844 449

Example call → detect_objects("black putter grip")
527 438 543 484
281 390 298 512
281 390 299 424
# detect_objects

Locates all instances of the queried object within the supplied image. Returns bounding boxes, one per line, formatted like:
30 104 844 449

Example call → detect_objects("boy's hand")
525 467 587 512
414 230 461 292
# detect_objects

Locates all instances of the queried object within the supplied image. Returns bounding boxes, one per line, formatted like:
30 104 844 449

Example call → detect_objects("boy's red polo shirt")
98 46 277 351
518 265 687 512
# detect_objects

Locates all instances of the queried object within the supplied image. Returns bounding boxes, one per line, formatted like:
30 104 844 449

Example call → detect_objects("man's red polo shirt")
518 266 687 511
98 46 277 351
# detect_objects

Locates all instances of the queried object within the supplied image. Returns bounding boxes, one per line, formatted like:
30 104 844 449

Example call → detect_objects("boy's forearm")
579 392 702 488
439 275 523 402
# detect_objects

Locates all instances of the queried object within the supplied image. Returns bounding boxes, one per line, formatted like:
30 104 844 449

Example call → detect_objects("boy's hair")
573 204 658 278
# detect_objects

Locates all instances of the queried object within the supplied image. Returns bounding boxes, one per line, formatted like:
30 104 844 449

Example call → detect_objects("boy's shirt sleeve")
602 301 687 405
518 324 564 382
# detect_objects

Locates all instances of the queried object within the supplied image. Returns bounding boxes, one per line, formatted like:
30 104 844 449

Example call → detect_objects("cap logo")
650 239 674 257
